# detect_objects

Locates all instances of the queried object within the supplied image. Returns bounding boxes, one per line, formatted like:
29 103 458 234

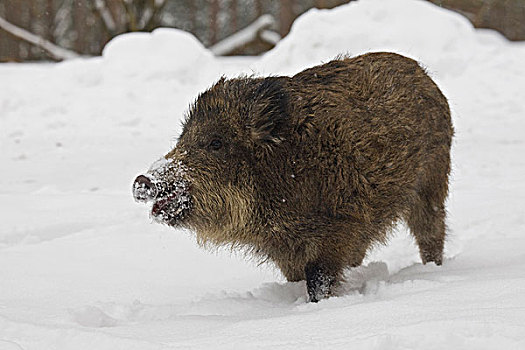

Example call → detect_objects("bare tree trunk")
6 0 20 60
255 0 263 17
0 15 80 61
0 3 5 61
230 0 238 34
29 0 39 58
280 0 295 37
189 0 196 32
210 0 219 45
46 0 54 41
122 0 138 31
73 0 84 53
316 0 327 8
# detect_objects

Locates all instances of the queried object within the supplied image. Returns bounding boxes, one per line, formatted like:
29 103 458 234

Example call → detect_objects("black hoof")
305 262 335 302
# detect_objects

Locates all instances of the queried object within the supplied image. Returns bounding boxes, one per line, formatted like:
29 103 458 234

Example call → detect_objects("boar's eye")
208 139 223 151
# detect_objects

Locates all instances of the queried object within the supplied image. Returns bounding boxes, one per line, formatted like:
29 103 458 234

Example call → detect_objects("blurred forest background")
0 0 524 62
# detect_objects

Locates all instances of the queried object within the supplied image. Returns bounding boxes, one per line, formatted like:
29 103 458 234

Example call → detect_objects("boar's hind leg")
406 184 447 266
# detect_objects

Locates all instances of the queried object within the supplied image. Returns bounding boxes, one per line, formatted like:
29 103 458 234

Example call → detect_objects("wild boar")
133 52 453 302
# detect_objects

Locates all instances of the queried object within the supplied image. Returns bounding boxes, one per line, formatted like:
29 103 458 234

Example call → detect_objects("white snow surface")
1 0 525 348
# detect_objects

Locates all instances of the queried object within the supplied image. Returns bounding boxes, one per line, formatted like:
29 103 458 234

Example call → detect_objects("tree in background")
0 0 278 61
1 0 524 62
0 0 345 61
429 0 525 41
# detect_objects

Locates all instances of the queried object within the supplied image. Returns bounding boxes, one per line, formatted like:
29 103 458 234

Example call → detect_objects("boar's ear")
249 77 288 147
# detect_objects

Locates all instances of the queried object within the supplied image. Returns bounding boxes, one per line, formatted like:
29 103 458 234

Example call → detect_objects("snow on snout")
132 158 171 203
132 175 158 202
133 157 192 224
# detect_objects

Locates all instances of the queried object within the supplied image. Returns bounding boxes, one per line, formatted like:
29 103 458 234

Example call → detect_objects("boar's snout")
132 175 157 202
133 157 193 226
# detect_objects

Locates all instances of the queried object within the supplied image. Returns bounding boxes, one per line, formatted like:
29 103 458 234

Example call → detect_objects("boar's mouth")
133 158 192 227
149 182 192 226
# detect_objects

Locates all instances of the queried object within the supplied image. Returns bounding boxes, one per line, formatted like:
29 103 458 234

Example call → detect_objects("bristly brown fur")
158 52 453 301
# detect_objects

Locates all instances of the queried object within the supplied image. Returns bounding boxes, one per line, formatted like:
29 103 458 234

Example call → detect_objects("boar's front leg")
304 260 341 302
281 219 370 302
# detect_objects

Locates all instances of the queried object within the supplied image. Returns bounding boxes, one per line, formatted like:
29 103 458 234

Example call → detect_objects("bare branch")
0 15 80 61
260 29 281 45
209 14 280 56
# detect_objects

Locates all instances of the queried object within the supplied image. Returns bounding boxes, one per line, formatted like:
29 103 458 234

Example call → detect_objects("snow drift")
1 0 524 349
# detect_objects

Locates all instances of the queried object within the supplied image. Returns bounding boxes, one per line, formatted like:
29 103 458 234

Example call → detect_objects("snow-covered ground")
1 0 525 348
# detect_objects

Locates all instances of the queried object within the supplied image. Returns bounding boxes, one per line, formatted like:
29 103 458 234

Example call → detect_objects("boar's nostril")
133 175 157 202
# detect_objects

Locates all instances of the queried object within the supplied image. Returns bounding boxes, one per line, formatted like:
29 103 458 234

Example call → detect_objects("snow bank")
1 0 525 349
102 28 216 84
256 0 497 77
